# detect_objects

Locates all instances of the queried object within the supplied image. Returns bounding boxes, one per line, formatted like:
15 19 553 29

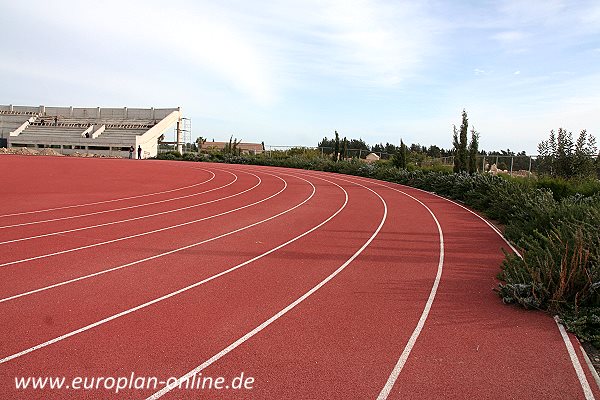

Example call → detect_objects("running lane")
0 170 318 358
349 177 600 400
0 168 254 269
0 167 379 398
0 156 210 215
161 169 442 400
0 159 597 400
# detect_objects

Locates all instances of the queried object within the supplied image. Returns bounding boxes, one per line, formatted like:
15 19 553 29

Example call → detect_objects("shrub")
155 151 182 160
499 217 600 345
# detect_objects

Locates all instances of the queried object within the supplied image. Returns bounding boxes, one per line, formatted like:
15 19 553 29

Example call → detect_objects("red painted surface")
0 155 597 399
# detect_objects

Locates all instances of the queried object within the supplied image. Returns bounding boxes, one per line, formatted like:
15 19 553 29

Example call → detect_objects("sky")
1 0 599 154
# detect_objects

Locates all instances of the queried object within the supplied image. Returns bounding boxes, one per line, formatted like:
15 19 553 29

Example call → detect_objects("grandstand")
0 105 182 158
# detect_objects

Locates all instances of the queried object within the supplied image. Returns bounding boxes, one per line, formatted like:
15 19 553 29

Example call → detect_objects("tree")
453 109 469 173
342 137 348 159
317 136 335 154
394 139 407 169
384 142 397 158
196 136 206 151
468 126 479 173
452 125 460 171
372 143 384 153
426 145 442 159
537 128 598 179
573 130 597 179
333 130 340 161
223 135 242 155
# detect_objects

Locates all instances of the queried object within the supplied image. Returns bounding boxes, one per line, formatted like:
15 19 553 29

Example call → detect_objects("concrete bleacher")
0 114 32 139
24 125 89 138
1 105 181 158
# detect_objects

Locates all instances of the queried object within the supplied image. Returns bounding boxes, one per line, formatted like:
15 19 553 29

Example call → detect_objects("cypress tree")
453 109 469 172
394 139 407 169
452 125 460 173
468 127 479 173
334 130 340 161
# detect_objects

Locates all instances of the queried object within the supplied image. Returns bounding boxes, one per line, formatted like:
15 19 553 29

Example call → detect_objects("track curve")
0 156 597 400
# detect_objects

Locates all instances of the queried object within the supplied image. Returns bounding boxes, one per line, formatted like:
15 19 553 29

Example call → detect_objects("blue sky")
1 0 599 153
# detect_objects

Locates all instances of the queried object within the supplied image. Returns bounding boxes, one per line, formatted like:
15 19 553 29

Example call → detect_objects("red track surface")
0 155 598 399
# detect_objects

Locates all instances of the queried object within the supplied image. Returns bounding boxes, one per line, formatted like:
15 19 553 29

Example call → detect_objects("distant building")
365 152 380 163
0 104 181 158
203 140 264 155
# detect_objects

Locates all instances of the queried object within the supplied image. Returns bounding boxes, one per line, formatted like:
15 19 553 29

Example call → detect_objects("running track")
0 155 598 400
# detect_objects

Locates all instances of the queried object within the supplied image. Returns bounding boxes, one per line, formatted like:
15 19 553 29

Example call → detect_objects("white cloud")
250 0 439 92
492 30 526 43
2 0 278 105
5 0 441 104
2 0 598 151
306 0 436 86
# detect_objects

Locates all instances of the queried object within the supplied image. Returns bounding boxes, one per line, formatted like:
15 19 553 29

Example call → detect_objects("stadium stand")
0 105 181 158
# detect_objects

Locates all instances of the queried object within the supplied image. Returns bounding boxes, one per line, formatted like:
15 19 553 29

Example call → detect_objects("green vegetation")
393 139 407 169
468 127 479 174
453 110 469 173
223 136 242 155
452 109 481 173
538 128 598 180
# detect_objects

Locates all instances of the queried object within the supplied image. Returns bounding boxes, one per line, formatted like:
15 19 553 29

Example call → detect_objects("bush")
499 211 600 345
535 176 574 200
155 151 182 160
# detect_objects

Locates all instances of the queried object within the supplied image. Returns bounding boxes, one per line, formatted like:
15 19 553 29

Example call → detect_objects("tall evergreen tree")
394 139 407 169
453 109 469 172
342 137 348 159
333 130 340 161
452 125 460 172
468 126 479 173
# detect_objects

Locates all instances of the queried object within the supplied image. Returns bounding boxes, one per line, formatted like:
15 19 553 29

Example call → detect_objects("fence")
160 142 599 178
427 155 600 177
427 155 536 176
263 146 393 160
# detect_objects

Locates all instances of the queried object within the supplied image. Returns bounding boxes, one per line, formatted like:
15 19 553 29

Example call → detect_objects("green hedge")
154 152 600 344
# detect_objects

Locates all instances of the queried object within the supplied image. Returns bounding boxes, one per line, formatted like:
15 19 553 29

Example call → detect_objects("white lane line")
389 183 521 257
352 175 597 399
378 178 600 398
0 171 259 267
580 345 600 392
309 173 444 399
554 316 595 400
146 175 384 400
0 166 214 218
0 170 235 245
0 169 219 230
0 173 326 364
0 172 286 303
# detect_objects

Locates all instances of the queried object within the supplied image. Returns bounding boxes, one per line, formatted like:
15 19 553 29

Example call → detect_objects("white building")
0 105 181 158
